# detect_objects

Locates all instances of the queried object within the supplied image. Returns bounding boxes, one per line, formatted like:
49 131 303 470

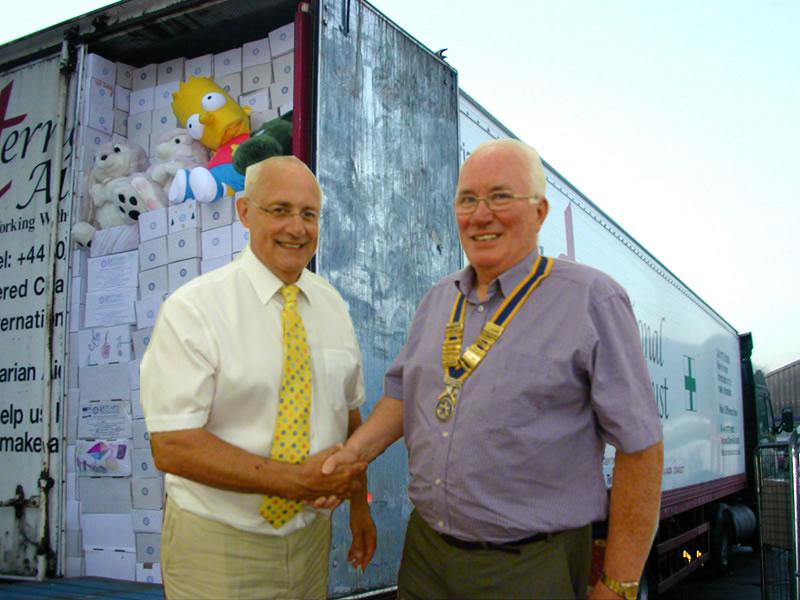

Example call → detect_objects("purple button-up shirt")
384 251 662 543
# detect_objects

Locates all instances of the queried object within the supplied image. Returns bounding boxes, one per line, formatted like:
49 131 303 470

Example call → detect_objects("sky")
1 0 797 372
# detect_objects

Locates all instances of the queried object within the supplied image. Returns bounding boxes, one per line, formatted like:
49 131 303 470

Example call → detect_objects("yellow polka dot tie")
260 285 312 527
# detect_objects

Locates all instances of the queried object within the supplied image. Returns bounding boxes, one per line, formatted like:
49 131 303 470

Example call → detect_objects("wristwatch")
600 572 639 600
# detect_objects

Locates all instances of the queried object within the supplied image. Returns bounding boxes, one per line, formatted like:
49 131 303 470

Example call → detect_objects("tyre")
711 506 734 575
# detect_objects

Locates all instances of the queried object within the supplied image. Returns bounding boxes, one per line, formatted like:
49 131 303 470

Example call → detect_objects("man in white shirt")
141 156 375 599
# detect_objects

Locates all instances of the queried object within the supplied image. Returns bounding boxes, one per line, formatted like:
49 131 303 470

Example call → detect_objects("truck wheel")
711 507 734 574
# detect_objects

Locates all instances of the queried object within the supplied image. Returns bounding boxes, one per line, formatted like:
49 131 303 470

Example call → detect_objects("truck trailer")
0 0 776 597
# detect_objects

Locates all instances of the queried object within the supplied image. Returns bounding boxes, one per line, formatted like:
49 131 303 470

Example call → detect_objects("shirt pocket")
487 351 564 421
321 348 361 413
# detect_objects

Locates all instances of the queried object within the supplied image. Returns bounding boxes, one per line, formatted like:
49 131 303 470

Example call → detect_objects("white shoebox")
131 389 144 419
132 477 164 509
79 480 133 514
133 509 163 533
269 23 294 58
168 229 202 262
116 62 134 89
138 207 168 242
168 200 201 232
78 363 130 401
133 418 151 449
136 532 161 563
127 128 150 153
270 81 292 108
151 105 178 139
201 255 231 274
135 296 164 329
89 224 140 258
84 79 115 134
133 448 161 479
213 48 242 79
239 88 270 112
184 54 213 80
231 220 250 252
71 275 87 303
87 53 116 86
139 265 168 299
242 36 271 67
85 548 136 581
87 250 139 292
81 128 112 171
242 63 272 93
129 358 141 390
113 110 128 137
157 58 185 84
132 64 157 90
128 110 152 137
200 196 233 230
201 225 232 259
69 302 85 333
138 236 168 272
114 85 131 111
272 53 294 85
217 72 241 100
154 81 180 110
129 87 155 115
168 258 200 293
84 288 137 328
136 562 162 584
73 247 89 277
132 328 153 361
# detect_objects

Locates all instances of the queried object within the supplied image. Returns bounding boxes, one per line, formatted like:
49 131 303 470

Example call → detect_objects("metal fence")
756 431 800 600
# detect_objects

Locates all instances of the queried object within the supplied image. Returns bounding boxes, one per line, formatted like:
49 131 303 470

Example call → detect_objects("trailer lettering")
0 403 24 428
0 433 59 454
0 362 37 382
0 277 29 300
638 317 665 367
653 376 669 419
0 80 28 201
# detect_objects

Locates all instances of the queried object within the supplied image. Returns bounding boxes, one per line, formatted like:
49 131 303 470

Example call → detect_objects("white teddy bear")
147 128 209 193
71 141 168 247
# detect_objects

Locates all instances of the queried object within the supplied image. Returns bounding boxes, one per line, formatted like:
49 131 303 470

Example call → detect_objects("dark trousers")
397 509 591 600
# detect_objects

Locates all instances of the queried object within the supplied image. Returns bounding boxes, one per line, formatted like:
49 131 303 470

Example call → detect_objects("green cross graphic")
684 356 697 412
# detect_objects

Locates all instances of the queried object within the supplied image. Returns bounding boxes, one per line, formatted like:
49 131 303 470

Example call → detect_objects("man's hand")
305 444 362 509
348 501 377 571
288 445 367 503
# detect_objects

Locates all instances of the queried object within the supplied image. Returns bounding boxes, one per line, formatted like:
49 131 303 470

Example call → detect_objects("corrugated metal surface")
767 359 800 415
315 0 460 594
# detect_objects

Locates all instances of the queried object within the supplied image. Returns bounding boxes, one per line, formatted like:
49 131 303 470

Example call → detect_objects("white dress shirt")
141 246 365 535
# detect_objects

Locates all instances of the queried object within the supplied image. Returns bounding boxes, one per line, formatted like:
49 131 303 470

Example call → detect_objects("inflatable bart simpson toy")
169 77 252 203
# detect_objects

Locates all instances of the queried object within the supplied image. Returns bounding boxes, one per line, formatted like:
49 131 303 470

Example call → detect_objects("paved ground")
660 545 763 600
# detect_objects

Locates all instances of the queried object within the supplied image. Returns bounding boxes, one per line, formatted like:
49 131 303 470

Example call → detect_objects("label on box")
269 82 292 108
133 510 163 533
132 477 164 509
130 87 155 115
133 448 161 479
168 200 200 232
200 196 233 230
79 325 134 365
201 226 232 259
157 58 185 85
213 48 242 78
84 288 137 328
76 439 132 476
168 259 200 293
79 399 133 439
269 23 294 58
272 53 293 85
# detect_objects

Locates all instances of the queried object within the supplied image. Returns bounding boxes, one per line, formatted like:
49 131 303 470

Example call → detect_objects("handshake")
290 444 365 509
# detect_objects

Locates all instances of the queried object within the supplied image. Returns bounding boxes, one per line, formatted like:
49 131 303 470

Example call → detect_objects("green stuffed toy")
233 113 293 175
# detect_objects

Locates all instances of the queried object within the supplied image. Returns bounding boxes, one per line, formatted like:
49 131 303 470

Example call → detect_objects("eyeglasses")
249 200 320 224
454 191 539 215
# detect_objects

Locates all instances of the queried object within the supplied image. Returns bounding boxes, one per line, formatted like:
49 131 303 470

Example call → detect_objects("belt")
437 531 550 555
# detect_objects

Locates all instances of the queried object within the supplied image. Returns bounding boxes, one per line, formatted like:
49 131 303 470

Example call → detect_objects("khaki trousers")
162 498 331 600
397 509 592 600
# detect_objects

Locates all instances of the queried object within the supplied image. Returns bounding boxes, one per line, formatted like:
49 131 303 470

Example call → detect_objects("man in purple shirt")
323 139 664 600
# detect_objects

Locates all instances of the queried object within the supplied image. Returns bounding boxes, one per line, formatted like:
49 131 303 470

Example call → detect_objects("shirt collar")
240 246 314 305
454 248 541 302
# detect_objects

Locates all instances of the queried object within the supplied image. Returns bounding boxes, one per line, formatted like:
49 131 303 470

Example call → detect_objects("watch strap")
600 571 639 600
